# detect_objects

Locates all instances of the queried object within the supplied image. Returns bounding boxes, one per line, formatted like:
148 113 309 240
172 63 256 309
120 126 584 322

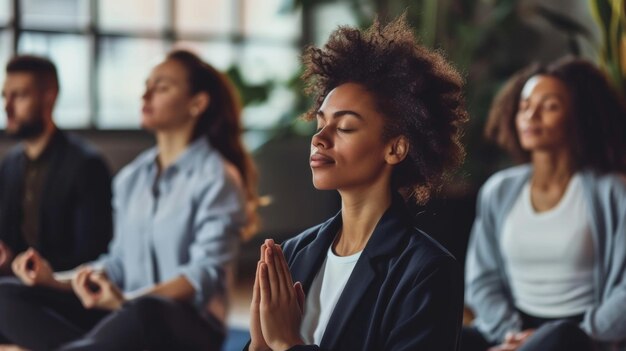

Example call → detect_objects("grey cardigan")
465 164 626 350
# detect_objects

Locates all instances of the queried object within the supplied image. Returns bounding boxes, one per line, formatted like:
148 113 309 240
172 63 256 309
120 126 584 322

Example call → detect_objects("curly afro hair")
301 15 468 203
485 57 626 173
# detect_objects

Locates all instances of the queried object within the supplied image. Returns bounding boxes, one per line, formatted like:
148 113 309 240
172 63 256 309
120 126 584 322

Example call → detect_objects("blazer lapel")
5 149 27 249
40 130 66 199
320 195 412 349
289 212 342 293
319 252 376 349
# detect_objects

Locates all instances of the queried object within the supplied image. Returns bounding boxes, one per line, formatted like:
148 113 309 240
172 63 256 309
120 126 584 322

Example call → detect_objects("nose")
311 127 331 149
3 96 13 114
522 105 541 121
142 88 152 101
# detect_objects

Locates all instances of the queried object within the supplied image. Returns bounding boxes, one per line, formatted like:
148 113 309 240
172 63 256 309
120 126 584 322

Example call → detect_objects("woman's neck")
530 148 576 189
529 149 577 212
155 130 193 170
335 180 392 256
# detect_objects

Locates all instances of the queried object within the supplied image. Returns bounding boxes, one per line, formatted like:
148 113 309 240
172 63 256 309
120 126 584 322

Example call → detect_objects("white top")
300 246 361 345
500 174 595 318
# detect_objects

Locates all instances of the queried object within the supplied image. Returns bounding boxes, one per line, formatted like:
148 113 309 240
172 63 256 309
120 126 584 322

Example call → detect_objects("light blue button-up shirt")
93 137 246 313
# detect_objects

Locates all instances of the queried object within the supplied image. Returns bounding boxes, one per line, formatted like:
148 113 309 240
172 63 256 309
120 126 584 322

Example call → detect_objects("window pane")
239 43 300 84
0 30 13 129
18 32 91 128
312 3 359 46
99 0 165 32
175 0 234 35
242 0 301 41
243 86 296 130
174 41 235 71
0 0 11 25
98 37 165 128
21 0 89 29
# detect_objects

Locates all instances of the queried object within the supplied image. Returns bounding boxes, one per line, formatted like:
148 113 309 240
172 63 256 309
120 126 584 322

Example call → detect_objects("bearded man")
0 55 112 276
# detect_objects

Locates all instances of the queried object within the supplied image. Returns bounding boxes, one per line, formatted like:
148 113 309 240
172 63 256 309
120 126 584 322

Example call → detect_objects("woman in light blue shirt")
0 50 258 351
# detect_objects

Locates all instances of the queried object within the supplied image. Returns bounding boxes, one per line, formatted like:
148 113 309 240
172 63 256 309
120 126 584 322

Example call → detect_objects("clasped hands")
250 239 305 351
488 330 535 351
11 248 124 311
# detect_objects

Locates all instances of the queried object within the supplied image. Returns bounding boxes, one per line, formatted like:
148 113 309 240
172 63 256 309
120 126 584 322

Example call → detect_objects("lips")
141 106 152 115
5 114 16 125
521 127 542 136
518 122 542 134
310 153 335 167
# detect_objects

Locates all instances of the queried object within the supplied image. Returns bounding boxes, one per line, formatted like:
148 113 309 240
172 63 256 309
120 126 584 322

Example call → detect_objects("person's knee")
123 295 175 328
521 320 592 351
541 320 588 342
0 277 28 303
0 278 31 333
460 326 493 351
125 295 171 314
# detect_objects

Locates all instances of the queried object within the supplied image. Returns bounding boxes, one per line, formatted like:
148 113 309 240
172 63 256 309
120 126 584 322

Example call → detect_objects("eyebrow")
145 76 176 85
316 109 364 120
521 93 565 102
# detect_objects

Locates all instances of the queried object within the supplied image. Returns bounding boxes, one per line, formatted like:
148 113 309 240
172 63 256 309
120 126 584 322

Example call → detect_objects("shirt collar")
144 137 213 176
23 128 62 163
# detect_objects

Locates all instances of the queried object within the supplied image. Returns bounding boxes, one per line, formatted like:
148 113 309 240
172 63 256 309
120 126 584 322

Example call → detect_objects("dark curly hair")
485 57 626 173
301 15 468 203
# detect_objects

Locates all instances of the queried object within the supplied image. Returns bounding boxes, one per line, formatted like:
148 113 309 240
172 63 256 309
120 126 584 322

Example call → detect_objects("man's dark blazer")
269 195 463 351
0 131 113 271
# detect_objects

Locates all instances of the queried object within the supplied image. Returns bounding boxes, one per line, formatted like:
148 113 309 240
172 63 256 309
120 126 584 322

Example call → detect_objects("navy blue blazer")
0 131 113 271
251 195 463 351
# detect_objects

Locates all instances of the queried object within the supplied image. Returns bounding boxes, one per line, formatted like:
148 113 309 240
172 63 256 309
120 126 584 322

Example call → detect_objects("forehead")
320 82 378 112
521 75 569 100
148 59 188 82
3 72 37 90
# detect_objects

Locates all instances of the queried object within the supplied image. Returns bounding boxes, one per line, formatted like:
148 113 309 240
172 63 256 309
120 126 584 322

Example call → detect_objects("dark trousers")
460 310 593 351
0 277 108 348
0 277 224 351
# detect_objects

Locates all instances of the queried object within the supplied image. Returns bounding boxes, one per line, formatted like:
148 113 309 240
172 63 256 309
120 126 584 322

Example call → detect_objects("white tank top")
500 174 594 317
299 246 361 345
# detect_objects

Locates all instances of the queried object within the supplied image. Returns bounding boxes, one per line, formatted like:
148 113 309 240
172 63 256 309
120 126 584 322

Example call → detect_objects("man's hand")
11 248 55 287
0 241 14 274
72 266 125 311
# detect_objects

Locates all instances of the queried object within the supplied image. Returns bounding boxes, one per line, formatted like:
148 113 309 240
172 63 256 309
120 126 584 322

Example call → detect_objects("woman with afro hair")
247 14 468 351
464 58 626 351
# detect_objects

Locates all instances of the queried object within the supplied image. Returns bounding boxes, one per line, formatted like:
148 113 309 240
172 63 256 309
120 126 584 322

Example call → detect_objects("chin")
140 118 157 131
519 139 541 150
311 176 338 191
4 126 17 135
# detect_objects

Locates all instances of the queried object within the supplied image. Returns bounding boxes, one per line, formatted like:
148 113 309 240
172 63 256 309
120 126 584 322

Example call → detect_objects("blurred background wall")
0 0 624 274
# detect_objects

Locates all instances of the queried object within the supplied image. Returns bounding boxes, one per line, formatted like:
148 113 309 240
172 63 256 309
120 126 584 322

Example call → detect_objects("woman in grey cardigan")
464 58 626 351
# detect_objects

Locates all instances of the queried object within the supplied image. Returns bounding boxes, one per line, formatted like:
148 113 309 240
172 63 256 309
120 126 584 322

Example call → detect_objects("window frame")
0 0 308 130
